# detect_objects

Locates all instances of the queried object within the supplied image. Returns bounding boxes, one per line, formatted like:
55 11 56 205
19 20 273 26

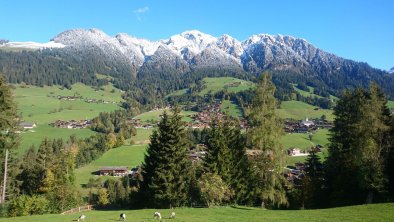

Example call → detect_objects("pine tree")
139 107 191 208
247 72 288 208
387 117 394 197
36 137 53 169
326 84 391 205
204 119 232 184
204 117 255 204
302 148 324 208
18 145 41 195
225 119 256 204
0 75 20 202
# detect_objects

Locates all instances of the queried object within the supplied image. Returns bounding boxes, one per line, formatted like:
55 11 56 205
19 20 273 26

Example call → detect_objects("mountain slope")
1 28 393 102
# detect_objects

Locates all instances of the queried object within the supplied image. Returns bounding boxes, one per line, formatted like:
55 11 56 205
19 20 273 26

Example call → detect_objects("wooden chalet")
98 166 129 176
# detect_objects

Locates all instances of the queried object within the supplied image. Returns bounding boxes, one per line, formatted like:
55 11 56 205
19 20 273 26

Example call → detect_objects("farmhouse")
19 122 36 129
98 166 129 176
288 148 301 156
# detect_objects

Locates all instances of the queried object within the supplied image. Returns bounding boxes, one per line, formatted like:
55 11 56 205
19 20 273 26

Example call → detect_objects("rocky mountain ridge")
1 28 393 100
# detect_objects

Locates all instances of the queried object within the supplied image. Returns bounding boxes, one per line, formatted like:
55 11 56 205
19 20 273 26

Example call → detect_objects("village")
50 119 91 129
130 103 333 133
57 95 117 104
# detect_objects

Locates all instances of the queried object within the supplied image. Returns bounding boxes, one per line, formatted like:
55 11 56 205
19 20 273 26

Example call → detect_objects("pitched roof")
99 166 128 171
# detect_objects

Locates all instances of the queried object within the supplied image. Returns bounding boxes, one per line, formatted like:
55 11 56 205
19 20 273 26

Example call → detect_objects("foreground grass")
2 203 394 222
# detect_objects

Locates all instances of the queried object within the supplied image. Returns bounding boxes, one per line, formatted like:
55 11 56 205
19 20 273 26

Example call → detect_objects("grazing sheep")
153 211 162 220
119 213 126 221
169 212 175 219
77 214 86 222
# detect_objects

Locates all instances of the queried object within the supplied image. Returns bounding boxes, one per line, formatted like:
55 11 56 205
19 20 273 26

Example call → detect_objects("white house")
301 117 314 127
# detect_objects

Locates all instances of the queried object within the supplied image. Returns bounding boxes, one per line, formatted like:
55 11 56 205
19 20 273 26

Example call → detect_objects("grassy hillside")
293 84 338 100
13 83 124 154
388 100 394 109
133 108 197 124
3 203 394 222
277 101 334 121
131 128 154 144
14 83 122 124
169 77 254 97
281 129 329 150
19 124 95 153
293 84 323 99
220 99 243 118
199 77 254 95
74 144 146 194
281 129 330 165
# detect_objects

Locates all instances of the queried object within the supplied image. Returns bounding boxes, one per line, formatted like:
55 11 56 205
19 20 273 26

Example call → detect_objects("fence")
61 205 94 215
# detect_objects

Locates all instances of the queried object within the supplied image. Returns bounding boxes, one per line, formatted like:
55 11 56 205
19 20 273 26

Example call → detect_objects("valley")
1 1 394 220
12 78 338 198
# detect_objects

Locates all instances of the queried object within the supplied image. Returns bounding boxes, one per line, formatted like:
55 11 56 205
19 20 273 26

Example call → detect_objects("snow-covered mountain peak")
52 28 113 45
216 34 243 58
115 33 161 56
0 41 65 49
162 30 217 56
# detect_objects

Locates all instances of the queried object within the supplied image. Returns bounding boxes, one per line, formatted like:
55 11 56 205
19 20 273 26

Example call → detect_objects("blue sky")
0 0 393 70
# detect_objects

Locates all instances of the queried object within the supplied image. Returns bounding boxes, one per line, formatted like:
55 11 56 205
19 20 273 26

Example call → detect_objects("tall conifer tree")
247 72 288 207
204 117 256 204
139 107 191 208
204 119 232 184
0 75 20 202
326 84 391 205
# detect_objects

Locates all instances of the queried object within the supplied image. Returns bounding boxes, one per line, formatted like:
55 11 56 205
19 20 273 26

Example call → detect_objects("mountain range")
0 28 393 102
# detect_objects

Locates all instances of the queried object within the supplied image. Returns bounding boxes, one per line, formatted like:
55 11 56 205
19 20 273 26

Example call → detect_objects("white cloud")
133 6 149 21
134 6 149 14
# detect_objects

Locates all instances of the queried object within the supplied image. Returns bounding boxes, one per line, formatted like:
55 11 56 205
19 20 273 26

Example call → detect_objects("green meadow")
13 83 124 154
19 124 95 153
133 108 197 124
74 144 146 194
3 203 394 222
220 99 243 118
277 101 334 121
293 84 323 99
199 77 254 95
388 100 394 109
281 129 330 165
281 129 330 150
131 128 154 144
169 77 254 97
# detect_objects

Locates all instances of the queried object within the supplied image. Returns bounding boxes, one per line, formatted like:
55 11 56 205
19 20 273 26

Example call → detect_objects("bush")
8 195 49 217
198 173 233 207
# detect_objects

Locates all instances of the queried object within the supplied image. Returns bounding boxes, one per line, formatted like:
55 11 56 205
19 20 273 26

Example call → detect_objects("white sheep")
119 213 126 221
169 212 175 219
153 211 162 220
77 214 86 222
